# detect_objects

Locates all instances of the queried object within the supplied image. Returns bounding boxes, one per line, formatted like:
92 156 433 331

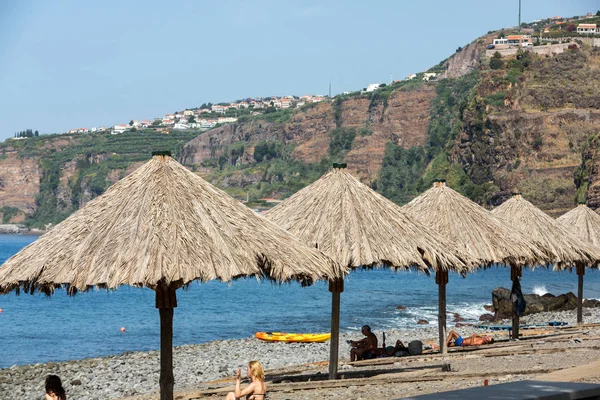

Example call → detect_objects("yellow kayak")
255 332 331 343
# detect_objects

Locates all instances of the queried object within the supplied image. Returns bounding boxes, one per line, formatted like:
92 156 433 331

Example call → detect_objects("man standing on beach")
350 325 378 361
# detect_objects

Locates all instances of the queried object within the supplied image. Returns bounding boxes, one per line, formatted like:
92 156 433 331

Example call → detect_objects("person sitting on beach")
225 360 267 400
349 325 378 361
446 329 494 347
45 375 67 400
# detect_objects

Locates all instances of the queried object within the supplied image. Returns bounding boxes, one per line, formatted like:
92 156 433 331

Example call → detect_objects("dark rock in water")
453 315 465 322
583 299 600 308
479 313 495 322
396 305 407 310
416 319 429 325
484 304 494 312
492 287 578 319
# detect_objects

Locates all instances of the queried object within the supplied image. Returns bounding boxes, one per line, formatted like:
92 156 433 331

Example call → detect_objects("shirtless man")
350 325 378 361
446 330 494 347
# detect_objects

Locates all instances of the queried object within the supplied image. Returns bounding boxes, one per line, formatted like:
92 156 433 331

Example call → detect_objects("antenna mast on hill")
518 0 521 34
329 79 332 97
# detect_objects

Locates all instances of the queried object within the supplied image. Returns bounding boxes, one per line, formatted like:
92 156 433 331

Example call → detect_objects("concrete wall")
485 43 570 57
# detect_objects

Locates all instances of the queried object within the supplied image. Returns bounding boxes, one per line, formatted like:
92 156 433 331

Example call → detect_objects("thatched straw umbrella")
492 194 600 267
264 165 477 373
0 153 345 400
402 181 553 340
557 203 600 323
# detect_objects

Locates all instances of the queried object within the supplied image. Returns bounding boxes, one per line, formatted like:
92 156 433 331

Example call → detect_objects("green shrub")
506 68 522 84
254 140 279 162
329 128 356 159
359 125 373 136
490 52 504 70
0 206 21 223
254 108 295 124
484 92 506 107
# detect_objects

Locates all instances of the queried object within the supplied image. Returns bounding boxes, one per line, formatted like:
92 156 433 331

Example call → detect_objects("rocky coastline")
2 307 599 400
0 224 45 235
0 224 20 234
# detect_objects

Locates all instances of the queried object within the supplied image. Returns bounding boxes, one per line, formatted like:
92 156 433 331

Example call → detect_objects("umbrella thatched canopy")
265 166 477 369
402 182 549 267
0 153 345 400
265 167 474 273
557 203 600 249
557 203 600 323
402 181 554 340
491 194 600 269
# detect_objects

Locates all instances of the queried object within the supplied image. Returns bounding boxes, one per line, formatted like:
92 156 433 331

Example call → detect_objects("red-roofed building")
578 24 597 34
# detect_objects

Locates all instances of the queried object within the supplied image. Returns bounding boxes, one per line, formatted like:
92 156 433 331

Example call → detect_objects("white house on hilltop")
211 105 226 114
577 24 597 34
365 83 380 92
173 122 190 130
111 124 130 135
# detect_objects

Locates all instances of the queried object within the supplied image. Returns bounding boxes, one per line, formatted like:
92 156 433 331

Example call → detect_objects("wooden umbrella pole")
510 265 522 340
577 264 585 325
436 270 448 354
157 285 178 400
328 278 343 380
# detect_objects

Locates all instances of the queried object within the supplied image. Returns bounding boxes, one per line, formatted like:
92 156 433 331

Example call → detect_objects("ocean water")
1 234 599 368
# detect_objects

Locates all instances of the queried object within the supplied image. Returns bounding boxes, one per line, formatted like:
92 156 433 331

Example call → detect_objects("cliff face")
454 110 599 215
441 42 482 80
346 86 436 179
0 132 198 227
450 46 600 215
181 85 437 182
0 148 40 213
181 102 338 168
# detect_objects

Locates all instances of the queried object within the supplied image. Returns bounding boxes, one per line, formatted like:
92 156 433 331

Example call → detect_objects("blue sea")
1 234 599 368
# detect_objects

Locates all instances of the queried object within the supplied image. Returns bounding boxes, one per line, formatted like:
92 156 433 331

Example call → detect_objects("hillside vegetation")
0 131 197 227
2 37 600 227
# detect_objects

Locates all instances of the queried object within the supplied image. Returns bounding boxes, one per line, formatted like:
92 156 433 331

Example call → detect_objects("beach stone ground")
1 308 599 400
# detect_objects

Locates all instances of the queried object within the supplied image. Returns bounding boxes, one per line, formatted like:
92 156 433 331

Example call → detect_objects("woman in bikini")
225 360 267 400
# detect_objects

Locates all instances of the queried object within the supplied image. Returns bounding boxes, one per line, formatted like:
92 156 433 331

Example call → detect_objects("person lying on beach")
375 332 409 357
349 325 378 361
45 375 67 400
446 329 494 347
225 360 267 400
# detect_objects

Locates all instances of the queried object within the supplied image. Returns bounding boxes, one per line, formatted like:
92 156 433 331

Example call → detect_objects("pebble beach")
2 308 599 400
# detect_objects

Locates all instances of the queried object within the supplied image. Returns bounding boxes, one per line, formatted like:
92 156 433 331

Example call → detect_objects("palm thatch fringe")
492 195 600 269
557 204 600 252
264 168 478 273
402 182 551 267
0 155 346 295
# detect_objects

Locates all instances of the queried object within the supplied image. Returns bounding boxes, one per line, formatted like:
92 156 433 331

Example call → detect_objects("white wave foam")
345 302 494 332
447 302 489 321
532 285 547 296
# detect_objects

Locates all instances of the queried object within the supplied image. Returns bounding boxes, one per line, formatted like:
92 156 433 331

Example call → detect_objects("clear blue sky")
0 0 596 140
